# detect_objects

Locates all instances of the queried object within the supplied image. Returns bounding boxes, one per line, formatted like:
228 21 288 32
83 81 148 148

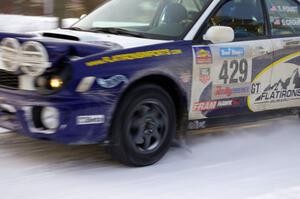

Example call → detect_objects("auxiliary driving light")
0 38 21 72
41 107 60 130
49 77 63 89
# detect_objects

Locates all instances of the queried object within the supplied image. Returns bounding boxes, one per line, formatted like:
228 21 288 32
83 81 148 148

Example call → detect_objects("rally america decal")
248 52 300 112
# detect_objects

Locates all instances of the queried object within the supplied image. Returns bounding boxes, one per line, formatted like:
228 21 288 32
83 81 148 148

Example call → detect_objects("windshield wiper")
88 27 146 38
63 26 85 31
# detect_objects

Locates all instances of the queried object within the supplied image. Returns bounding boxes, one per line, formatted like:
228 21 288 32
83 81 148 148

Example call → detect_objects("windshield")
73 0 211 40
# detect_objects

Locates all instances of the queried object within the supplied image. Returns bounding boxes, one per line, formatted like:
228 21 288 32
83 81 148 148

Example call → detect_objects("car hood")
0 29 169 67
38 29 169 49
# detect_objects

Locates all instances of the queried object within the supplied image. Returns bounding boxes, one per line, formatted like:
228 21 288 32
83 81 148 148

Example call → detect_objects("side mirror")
203 26 234 44
80 14 87 20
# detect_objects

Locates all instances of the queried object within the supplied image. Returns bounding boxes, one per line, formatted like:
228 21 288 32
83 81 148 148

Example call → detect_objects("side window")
266 0 300 36
181 0 201 21
208 0 265 39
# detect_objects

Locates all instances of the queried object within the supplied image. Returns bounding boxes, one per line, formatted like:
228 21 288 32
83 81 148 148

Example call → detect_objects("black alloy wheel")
107 84 176 166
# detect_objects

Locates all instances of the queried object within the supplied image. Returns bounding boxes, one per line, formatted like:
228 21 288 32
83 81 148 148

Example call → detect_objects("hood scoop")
42 32 80 41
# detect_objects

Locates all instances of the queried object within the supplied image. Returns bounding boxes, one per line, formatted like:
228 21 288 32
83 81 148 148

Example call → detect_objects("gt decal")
86 49 183 66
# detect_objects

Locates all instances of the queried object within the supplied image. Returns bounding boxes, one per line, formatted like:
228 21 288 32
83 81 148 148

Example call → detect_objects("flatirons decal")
248 52 300 112
256 68 300 102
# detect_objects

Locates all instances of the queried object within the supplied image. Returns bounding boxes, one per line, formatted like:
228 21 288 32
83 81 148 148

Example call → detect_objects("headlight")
21 41 50 76
41 107 60 130
0 38 21 72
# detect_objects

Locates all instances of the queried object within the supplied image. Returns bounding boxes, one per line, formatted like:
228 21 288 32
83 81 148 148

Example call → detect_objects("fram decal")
86 49 182 66
193 99 240 112
193 47 212 65
220 47 244 58
199 68 210 84
97 75 128 88
77 115 105 125
193 101 217 111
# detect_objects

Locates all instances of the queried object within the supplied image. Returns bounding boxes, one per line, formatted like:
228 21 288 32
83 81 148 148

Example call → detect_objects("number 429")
219 59 248 84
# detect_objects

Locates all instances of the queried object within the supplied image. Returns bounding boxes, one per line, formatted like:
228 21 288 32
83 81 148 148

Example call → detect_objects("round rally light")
21 41 50 76
41 107 60 130
0 38 21 72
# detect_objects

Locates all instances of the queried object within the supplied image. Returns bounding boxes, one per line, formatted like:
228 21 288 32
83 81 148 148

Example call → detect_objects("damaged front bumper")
0 89 111 144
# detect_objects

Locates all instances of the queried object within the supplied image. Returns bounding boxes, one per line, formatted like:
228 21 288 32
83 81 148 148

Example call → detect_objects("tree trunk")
54 0 65 28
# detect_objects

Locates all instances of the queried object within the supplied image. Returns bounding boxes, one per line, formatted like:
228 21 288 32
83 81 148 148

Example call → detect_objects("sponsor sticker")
77 115 105 125
193 99 240 112
217 99 240 108
199 68 210 84
272 17 300 26
212 83 250 100
86 49 182 66
255 69 300 103
193 101 217 111
248 51 300 112
97 75 128 89
220 47 244 58
281 18 300 26
193 47 212 65
270 5 298 13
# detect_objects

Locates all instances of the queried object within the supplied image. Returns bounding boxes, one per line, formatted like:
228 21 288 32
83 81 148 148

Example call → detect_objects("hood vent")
42 32 80 41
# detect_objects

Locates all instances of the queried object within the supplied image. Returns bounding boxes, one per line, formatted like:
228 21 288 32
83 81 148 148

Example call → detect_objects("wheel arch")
110 74 189 136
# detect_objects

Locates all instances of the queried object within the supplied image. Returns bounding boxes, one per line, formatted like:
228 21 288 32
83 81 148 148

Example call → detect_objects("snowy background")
1 15 300 199
0 14 77 32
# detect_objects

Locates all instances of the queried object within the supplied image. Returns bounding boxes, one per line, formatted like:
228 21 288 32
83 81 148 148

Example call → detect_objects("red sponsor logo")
193 101 217 111
214 86 233 97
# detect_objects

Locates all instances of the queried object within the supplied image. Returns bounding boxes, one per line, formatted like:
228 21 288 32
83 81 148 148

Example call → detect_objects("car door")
189 0 273 120
250 0 300 111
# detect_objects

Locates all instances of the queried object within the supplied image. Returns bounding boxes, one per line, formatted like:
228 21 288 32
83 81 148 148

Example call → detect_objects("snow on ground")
0 116 300 199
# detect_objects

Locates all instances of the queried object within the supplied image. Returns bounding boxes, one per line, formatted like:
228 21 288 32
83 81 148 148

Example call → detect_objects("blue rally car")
0 0 300 166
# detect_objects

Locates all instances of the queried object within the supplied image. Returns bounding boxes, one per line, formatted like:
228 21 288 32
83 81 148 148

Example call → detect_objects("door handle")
254 46 270 56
